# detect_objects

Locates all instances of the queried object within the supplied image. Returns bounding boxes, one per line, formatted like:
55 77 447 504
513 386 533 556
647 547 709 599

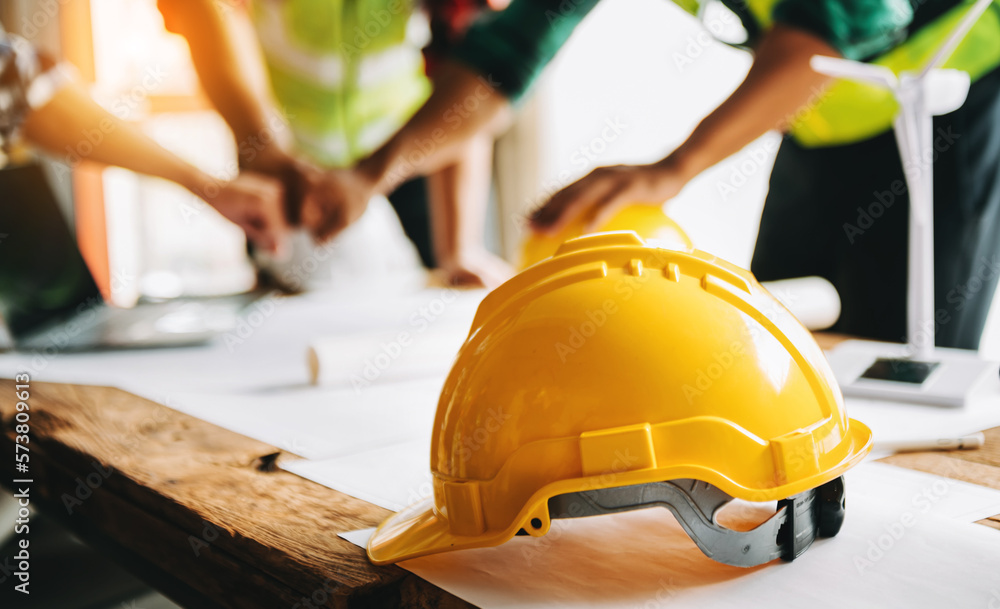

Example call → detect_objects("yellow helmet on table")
369 231 871 567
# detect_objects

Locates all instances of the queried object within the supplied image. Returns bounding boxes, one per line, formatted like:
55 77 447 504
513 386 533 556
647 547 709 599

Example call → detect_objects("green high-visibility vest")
679 0 1000 146
252 0 431 167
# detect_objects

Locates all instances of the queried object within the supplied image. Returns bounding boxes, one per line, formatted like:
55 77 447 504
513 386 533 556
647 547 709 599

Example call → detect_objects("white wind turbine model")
817 0 999 407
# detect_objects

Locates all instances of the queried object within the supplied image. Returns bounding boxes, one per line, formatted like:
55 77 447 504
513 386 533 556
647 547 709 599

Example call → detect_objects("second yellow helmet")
519 203 692 269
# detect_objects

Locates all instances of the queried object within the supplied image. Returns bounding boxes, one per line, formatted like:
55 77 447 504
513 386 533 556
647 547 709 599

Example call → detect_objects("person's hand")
299 167 378 243
529 161 690 234
436 248 514 289
207 171 290 255
237 149 342 238
244 150 379 244
242 152 321 230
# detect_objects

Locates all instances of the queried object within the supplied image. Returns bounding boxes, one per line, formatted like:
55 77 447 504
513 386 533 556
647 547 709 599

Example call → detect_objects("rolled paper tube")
308 327 468 387
761 276 841 331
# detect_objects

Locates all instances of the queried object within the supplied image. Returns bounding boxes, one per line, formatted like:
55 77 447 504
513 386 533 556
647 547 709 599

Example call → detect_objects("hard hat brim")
366 496 515 566
367 418 872 566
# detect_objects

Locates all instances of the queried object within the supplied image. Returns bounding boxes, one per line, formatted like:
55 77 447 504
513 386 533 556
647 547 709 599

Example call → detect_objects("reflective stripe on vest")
794 1 1000 146
252 0 431 167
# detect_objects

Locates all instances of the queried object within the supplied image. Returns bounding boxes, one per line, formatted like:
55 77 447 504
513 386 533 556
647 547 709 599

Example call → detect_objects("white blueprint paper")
340 501 1000 609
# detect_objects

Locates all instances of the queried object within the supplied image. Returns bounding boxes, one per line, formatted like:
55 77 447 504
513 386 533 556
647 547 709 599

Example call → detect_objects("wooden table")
1 379 998 608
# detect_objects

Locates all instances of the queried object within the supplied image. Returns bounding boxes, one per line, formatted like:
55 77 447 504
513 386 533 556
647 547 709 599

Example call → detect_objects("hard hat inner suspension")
543 477 846 567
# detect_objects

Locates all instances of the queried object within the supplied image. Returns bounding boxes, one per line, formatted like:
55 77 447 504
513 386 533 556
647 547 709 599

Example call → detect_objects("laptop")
0 163 245 351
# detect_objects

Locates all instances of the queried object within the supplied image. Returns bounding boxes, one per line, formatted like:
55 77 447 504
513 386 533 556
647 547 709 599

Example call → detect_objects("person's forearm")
367 0 594 194
22 83 292 252
529 24 843 233
359 61 511 196
22 84 213 195
157 0 291 170
657 24 838 181
426 133 494 265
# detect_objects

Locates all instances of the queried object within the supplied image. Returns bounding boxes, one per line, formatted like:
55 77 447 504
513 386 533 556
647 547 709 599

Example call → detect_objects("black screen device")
0 163 104 339
860 357 940 385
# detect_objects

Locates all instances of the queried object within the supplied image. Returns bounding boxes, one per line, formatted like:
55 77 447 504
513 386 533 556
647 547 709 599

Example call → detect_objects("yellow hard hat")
368 231 871 567
518 203 692 269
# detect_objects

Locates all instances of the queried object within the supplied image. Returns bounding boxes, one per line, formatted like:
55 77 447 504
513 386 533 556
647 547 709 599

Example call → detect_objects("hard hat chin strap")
546 477 846 568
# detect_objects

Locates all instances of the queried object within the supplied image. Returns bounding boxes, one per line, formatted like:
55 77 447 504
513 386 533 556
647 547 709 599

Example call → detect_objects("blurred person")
0 20 291 254
157 0 512 288
422 0 513 286
310 0 1000 350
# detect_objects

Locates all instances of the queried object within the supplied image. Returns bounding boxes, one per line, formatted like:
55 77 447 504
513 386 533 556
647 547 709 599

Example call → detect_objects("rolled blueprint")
761 276 841 331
